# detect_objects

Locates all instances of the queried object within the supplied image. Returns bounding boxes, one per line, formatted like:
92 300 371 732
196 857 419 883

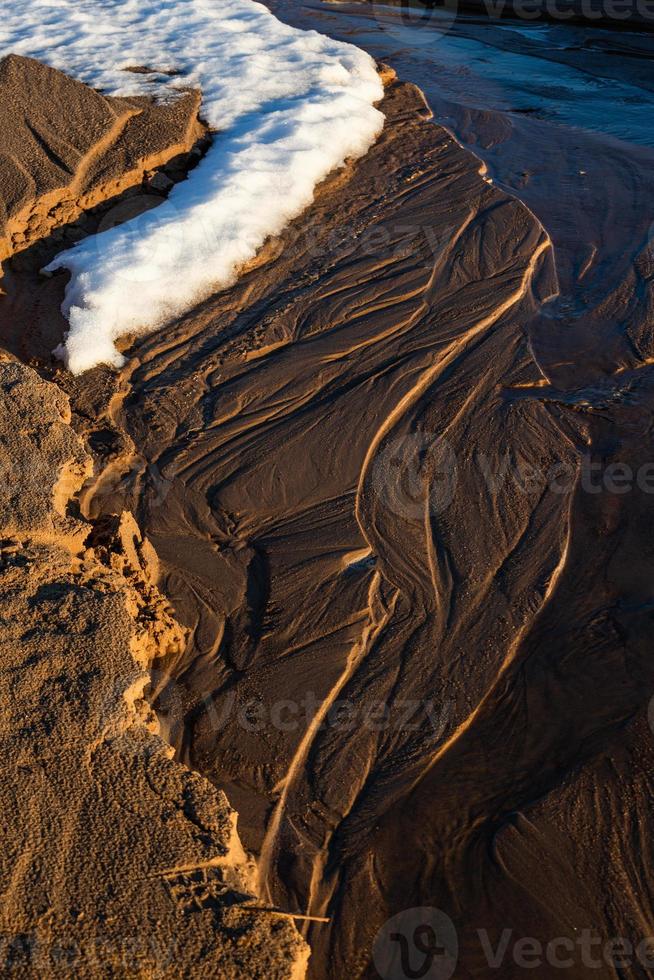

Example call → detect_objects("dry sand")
0 54 205 268
0 54 208 367
0 356 308 977
1 30 654 980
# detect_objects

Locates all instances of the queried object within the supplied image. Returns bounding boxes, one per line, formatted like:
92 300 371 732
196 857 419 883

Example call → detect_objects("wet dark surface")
270 1 654 322
67 10 654 977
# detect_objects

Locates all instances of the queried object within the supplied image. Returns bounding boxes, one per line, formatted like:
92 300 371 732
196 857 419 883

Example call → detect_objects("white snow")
0 0 384 373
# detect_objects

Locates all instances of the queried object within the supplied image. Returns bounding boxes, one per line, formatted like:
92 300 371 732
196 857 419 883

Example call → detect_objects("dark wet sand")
2 14 654 979
35 71 565 976
63 74 646 978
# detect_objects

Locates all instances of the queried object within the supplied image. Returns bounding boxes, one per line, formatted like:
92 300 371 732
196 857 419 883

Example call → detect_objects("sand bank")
64 72 567 978
0 357 308 977
0 54 206 271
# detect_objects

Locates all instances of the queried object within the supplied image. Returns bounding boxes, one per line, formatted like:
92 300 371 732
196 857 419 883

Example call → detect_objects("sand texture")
0 54 205 268
62 74 564 975
1 31 654 980
0 358 308 977
0 2 385 373
64 70 654 978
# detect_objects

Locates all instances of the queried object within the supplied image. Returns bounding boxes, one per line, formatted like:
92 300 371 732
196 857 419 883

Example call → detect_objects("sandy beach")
1 1 653 977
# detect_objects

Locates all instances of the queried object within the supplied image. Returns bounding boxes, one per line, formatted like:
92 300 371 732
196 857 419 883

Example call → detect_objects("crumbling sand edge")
0 355 309 978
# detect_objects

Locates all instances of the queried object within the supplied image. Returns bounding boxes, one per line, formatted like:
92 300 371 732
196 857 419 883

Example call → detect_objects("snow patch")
0 0 384 373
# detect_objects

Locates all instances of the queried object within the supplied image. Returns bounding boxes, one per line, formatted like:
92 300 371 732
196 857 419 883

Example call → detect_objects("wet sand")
269 0 654 386
68 73 580 976
1 10 654 979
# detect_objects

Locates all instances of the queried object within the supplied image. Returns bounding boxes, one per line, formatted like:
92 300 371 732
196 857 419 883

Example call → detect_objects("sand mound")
0 53 205 267
0 358 308 978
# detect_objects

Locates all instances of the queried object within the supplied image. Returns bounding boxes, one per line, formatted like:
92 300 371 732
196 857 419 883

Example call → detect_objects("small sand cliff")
0 358 309 978
0 54 206 269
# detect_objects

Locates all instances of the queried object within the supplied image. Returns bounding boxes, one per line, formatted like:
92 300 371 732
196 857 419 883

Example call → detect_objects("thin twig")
242 907 330 923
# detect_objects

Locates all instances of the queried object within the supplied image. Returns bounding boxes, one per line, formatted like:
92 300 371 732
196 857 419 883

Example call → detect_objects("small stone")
148 172 174 193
